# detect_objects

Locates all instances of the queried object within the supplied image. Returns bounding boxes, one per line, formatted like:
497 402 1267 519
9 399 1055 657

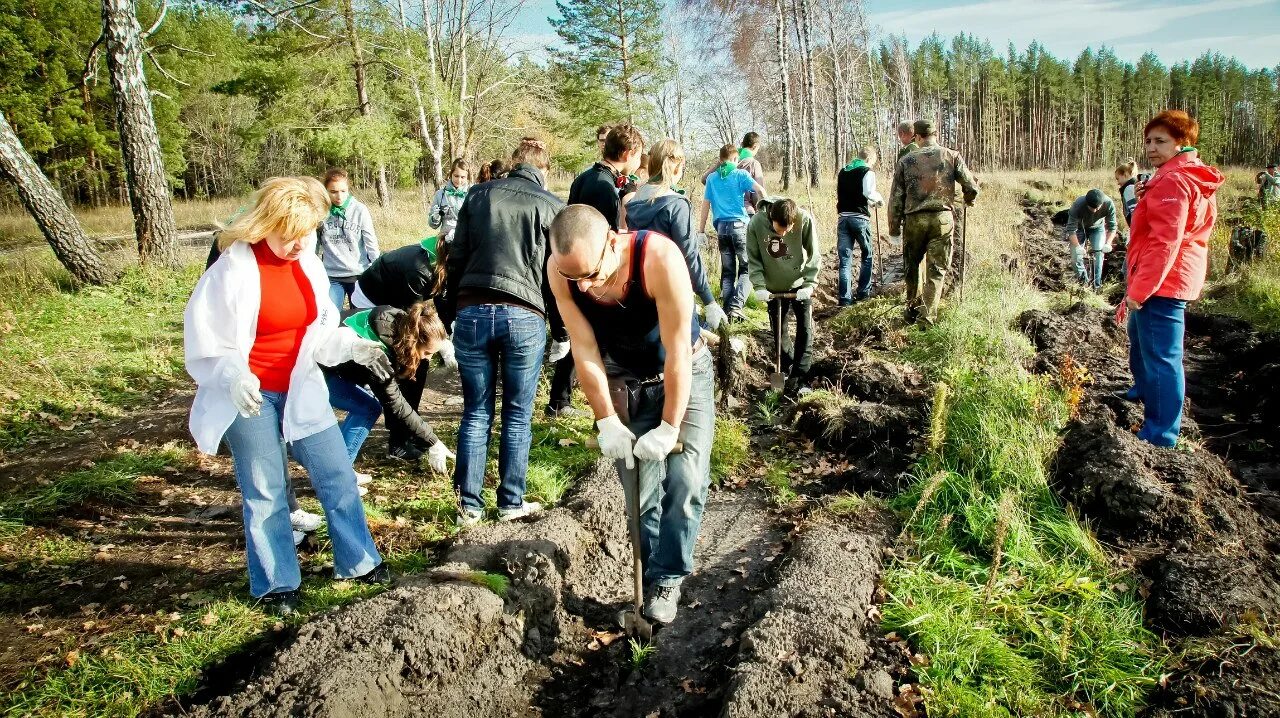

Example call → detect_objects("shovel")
768 292 798 392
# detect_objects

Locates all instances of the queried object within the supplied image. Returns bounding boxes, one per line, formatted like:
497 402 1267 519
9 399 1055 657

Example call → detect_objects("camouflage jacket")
888 143 979 235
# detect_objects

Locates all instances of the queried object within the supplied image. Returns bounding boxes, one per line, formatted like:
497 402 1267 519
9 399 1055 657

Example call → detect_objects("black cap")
1085 189 1105 207
913 119 936 138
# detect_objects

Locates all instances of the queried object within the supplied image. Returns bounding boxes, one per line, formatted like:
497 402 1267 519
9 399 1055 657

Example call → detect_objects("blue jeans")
1126 296 1187 447
613 348 716 587
836 215 874 304
324 373 382 462
715 219 750 314
1072 227 1106 289
329 280 355 311
453 304 547 511
221 390 382 597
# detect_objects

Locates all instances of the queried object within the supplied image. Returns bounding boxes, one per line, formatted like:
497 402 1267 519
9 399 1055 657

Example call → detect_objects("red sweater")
249 241 318 392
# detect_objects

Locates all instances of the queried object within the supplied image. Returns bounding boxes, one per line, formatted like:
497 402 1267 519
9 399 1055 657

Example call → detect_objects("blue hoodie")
625 184 715 306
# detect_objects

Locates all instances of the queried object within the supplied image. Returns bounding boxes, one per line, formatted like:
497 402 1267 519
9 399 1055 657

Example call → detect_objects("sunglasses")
557 230 612 282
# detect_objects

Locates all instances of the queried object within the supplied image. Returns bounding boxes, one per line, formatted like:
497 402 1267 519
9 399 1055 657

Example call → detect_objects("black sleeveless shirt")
569 231 700 379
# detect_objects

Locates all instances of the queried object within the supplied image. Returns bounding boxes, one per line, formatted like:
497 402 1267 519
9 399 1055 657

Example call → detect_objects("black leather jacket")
444 164 565 333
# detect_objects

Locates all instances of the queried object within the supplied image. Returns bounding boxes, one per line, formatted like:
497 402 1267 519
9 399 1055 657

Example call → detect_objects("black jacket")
327 306 441 448
569 163 629 231
357 242 453 332
444 164 566 329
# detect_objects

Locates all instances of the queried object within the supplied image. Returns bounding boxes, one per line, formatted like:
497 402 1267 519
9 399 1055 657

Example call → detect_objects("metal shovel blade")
770 371 786 391
623 606 653 641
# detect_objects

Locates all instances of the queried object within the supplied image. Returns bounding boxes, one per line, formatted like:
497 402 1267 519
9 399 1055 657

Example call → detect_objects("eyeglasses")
557 230 612 282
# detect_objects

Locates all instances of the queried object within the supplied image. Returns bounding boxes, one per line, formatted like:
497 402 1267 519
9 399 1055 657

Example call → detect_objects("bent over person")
888 119 979 325
548 204 715 626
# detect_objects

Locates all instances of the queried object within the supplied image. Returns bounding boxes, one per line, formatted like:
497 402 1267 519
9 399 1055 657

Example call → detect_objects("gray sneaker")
497 502 543 522
644 583 681 624
456 508 483 528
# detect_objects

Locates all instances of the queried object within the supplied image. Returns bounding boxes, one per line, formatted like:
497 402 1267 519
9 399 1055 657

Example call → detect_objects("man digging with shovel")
548 204 715 632
747 197 821 395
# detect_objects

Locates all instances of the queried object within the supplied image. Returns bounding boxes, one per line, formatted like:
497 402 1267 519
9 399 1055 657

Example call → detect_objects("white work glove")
633 421 680 462
596 415 637 470
795 286 814 302
427 441 455 473
753 288 772 303
704 303 727 331
225 366 263 418
548 340 571 364
437 338 457 369
351 339 393 381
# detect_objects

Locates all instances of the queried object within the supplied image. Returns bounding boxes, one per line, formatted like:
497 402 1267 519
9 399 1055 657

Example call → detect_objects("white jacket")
184 237 358 455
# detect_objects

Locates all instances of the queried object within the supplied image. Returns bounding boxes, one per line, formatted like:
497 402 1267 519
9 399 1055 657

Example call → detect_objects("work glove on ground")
225 365 263 418
427 441 455 474
351 339 393 381
795 286 814 302
596 415 637 470
633 421 680 462
438 338 458 369
704 303 727 331
753 289 772 303
548 340 571 364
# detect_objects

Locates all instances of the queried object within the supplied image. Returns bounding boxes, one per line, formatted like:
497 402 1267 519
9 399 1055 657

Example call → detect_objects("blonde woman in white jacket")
186 176 395 616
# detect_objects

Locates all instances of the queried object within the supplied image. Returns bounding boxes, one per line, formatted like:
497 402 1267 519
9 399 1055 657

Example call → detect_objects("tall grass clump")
882 181 1163 716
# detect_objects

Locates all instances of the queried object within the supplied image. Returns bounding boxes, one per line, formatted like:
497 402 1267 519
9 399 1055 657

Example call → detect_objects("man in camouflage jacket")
888 119 979 324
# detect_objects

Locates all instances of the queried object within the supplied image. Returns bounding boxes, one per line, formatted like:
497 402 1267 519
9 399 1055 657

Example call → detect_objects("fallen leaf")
557 438 578 447
24 624 44 633
721 637 734 647
65 650 80 668
200 611 219 626
680 678 707 695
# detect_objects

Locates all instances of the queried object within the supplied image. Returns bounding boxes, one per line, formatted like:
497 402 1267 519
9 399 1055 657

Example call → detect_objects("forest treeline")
2 0 1278 211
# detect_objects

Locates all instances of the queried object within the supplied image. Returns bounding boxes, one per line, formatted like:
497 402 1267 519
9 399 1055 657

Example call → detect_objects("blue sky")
509 0 1279 70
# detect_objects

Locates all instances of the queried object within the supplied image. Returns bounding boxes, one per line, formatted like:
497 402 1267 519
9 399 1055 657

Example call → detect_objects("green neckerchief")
842 158 868 173
738 147 754 161
445 187 467 199
342 310 387 352
627 174 639 184
1178 147 1197 156
716 161 737 180
645 177 685 195
330 195 353 218
419 235 439 262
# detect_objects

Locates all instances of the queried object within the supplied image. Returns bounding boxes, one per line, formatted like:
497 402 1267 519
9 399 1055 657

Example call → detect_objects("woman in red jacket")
1121 110 1224 447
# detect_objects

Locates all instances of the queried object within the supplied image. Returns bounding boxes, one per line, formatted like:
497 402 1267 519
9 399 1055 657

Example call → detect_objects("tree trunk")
101 0 178 268
397 0 444 187
342 0 391 207
0 112 117 285
420 0 447 184
798 0 820 186
774 0 793 190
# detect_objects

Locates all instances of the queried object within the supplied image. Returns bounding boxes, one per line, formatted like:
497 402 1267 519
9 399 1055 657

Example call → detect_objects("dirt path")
1016 203 1280 716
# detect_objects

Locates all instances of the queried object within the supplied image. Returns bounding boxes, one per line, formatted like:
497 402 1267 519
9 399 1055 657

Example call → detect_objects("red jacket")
1125 151 1224 304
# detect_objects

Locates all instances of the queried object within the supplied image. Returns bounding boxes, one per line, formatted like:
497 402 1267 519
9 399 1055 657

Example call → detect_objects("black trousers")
386 361 430 449
547 354 576 410
768 297 814 379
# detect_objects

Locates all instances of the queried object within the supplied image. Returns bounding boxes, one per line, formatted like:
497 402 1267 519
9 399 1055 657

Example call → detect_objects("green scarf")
342 310 388 352
738 147 754 161
716 161 737 180
419 235 439 262
330 195 353 218
444 182 467 199
842 158 868 173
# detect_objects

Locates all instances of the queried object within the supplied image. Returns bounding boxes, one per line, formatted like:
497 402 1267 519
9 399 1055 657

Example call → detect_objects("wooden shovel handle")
584 437 685 453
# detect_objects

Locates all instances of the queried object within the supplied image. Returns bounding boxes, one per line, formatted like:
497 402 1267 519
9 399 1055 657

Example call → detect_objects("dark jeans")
328 280 356 311
836 214 874 304
453 304 546 510
1127 296 1187 447
548 354 575 411
715 219 749 313
768 296 814 379
386 362 429 451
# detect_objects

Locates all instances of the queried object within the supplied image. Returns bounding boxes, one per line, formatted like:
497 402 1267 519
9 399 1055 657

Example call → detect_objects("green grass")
710 416 749 485
0 264 201 451
627 638 656 671
761 457 798 505
882 185 1163 717
0 448 190 524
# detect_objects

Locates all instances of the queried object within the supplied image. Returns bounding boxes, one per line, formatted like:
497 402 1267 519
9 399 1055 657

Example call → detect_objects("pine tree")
550 0 667 124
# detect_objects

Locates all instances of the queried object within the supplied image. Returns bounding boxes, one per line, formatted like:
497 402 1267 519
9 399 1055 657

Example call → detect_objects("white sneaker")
290 509 323 533
498 502 543 522
292 530 305 546
354 472 373 486
457 508 483 528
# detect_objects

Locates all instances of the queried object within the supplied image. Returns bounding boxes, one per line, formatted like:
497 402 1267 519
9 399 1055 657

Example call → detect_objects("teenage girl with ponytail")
1116 158 1139 226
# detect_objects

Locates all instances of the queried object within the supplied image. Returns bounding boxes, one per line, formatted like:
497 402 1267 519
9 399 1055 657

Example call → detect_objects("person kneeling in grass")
548 204 715 626
324 301 456 482
747 197 821 395
185 176 394 616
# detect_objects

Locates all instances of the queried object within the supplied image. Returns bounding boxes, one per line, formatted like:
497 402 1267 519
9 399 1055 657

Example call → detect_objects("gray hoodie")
625 184 715 306
318 195 380 280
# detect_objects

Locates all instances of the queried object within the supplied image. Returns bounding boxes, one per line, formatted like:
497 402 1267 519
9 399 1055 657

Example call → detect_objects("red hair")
1144 110 1199 146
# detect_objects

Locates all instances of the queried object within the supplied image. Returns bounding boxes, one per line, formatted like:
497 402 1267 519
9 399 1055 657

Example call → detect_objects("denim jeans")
221 390 382 597
612 348 715 587
1072 227 1105 289
836 215 874 304
328 280 356 311
1127 296 1187 447
768 296 814 379
324 373 382 462
715 219 750 314
453 304 547 510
